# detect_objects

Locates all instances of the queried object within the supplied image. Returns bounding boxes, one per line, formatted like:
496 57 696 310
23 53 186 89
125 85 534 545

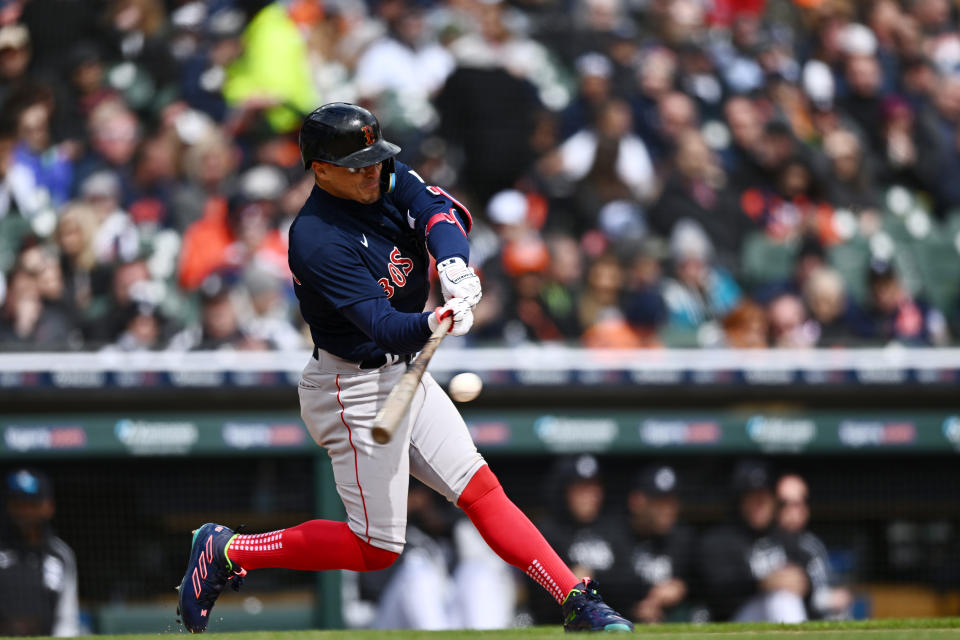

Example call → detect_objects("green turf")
88 618 960 640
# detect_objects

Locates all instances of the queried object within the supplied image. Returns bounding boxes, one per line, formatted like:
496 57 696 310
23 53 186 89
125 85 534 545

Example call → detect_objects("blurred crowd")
344 456 855 628
1 0 960 351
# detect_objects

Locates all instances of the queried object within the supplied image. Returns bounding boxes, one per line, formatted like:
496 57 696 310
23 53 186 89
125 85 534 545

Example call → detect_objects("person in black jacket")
532 455 625 623
614 464 698 623
774 473 852 620
698 460 808 623
0 469 78 636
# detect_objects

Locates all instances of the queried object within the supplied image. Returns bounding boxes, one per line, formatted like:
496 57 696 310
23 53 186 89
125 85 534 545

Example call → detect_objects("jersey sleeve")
341 297 433 354
293 242 433 353
51 538 80 637
390 161 472 264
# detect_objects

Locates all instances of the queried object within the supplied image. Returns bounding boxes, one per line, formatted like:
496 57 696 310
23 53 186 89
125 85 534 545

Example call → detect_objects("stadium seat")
827 238 872 305
907 238 960 313
740 232 798 290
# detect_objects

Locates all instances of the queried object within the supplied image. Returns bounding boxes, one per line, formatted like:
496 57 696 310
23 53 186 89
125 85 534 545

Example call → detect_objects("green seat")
0 214 32 274
828 238 872 305
907 237 960 314
740 232 798 290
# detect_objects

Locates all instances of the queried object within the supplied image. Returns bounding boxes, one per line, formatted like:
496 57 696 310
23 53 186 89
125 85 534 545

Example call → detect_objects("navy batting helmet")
299 103 401 170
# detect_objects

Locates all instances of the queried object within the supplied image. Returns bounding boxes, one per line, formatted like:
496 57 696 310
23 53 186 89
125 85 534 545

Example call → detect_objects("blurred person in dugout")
358 481 515 630
698 460 809 623
532 455 623 623
611 464 698 623
0 469 78 636
775 474 853 620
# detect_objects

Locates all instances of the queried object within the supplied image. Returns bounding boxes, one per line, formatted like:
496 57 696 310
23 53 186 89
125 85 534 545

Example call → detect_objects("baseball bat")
372 315 453 444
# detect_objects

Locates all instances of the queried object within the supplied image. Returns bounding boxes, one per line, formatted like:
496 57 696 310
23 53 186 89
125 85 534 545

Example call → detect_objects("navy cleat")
176 523 245 633
562 578 634 632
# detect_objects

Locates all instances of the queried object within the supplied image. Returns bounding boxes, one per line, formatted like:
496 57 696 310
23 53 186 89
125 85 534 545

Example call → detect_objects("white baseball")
448 372 483 402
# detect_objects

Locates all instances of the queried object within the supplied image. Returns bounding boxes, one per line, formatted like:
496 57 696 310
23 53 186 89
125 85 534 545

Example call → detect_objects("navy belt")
312 346 411 369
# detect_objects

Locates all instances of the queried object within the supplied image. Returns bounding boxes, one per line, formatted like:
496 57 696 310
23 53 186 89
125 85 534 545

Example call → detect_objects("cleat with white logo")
177 523 245 633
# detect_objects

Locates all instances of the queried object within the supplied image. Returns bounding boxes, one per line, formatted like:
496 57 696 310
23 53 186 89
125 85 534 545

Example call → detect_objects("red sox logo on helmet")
361 125 376 146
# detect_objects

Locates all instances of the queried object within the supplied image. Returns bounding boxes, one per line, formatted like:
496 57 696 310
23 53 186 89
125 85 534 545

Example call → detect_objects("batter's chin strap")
380 157 397 194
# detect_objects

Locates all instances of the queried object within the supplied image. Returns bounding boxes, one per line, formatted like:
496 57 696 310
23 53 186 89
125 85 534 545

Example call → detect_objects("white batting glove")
428 297 474 336
437 257 482 308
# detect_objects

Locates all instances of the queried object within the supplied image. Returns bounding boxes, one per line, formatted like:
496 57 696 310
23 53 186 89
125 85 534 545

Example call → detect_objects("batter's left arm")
390 162 472 263
390 163 481 305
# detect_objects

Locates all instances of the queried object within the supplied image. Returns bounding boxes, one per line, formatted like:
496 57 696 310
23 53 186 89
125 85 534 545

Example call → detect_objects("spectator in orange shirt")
178 164 289 290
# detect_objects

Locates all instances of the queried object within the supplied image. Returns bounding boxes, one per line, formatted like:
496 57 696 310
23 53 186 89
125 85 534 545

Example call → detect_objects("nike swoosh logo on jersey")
406 211 416 229
360 234 368 247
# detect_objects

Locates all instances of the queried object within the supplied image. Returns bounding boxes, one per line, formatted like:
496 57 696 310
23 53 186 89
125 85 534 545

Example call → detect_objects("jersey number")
378 247 415 298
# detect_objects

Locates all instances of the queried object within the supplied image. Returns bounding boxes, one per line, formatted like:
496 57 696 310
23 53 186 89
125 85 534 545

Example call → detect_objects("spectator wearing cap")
82 257 156 346
660 220 741 346
0 24 32 105
77 170 140 266
179 7 248 124
101 299 171 352
0 469 79 636
237 264 306 351
610 465 697 623
621 240 668 346
532 455 624 624
167 272 267 351
499 233 582 344
698 460 808 623
774 473 853 620
855 259 949 346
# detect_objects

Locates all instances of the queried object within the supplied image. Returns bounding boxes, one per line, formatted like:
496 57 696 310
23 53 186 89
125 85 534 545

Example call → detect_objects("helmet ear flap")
380 157 396 194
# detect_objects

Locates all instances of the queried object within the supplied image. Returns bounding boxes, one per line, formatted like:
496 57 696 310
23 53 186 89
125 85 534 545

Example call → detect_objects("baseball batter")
178 103 632 633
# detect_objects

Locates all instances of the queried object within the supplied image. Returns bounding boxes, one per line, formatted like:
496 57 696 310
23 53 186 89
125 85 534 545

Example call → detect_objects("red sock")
457 465 578 604
225 520 398 572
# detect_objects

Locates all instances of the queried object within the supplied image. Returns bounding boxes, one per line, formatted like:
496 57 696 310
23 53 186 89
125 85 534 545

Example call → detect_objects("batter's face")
313 161 383 204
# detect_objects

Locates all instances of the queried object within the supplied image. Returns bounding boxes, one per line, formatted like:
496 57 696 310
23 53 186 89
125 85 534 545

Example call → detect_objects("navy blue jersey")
289 161 472 362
